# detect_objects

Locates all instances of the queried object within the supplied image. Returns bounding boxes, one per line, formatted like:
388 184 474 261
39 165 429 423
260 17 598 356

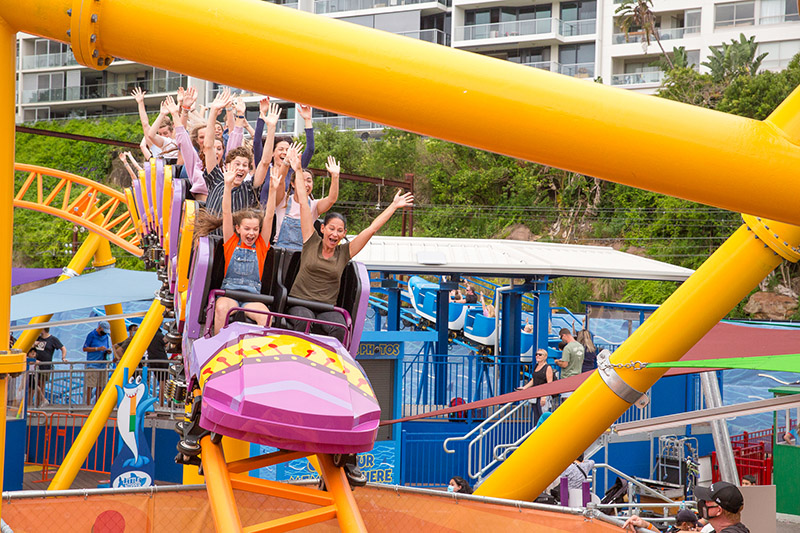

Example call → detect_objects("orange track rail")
13 163 142 257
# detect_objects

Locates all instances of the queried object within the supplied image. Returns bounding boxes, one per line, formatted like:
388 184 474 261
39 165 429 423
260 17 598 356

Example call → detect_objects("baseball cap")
675 509 698 524
98 321 110 332
694 482 744 513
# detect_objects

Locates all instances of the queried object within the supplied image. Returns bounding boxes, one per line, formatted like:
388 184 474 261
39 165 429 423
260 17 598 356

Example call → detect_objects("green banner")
647 353 800 373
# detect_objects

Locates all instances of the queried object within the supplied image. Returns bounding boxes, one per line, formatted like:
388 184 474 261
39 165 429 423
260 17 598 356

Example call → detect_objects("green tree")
702 33 768 84
615 0 674 70
717 53 800 119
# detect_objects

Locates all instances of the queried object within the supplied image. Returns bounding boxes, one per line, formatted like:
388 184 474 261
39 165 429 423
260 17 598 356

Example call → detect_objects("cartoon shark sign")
110 368 157 488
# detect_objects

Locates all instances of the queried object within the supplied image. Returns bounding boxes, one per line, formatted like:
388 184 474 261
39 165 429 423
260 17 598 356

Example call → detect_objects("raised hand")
211 87 232 112
325 156 340 178
222 163 236 188
118 152 127 162
176 87 184 106
233 97 246 116
287 142 304 171
131 87 145 103
259 97 270 119
182 86 197 110
265 102 280 128
391 190 414 209
164 95 179 116
270 167 283 190
297 104 313 122
159 99 170 116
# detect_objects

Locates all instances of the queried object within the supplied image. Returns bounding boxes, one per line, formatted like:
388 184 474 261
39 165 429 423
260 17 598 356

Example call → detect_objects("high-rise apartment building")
14 0 800 131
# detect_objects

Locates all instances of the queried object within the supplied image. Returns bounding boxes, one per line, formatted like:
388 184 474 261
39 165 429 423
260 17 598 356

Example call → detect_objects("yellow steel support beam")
48 298 164 490
476 220 800 500
0 17 15 522
200 436 243 533
317 454 368 533
94 239 126 345
0 1 799 225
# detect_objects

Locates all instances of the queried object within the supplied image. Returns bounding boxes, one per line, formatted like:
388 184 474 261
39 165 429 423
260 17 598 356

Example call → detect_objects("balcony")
312 115 384 131
613 26 699 44
521 60 553 70
315 0 445 14
21 52 78 70
455 18 554 41
22 76 187 104
557 18 596 37
610 70 664 86
455 17 595 42
759 13 800 24
396 29 451 46
558 62 595 78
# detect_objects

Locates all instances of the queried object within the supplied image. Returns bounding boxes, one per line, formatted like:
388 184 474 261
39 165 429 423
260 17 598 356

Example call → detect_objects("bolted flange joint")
69 0 114 70
741 214 800 263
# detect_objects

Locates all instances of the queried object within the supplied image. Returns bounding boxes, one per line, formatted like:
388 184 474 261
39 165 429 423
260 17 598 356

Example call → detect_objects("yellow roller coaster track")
13 163 142 257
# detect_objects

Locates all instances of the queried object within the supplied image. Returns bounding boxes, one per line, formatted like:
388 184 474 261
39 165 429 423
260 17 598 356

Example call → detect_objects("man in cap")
83 321 112 403
694 481 749 532
669 509 700 531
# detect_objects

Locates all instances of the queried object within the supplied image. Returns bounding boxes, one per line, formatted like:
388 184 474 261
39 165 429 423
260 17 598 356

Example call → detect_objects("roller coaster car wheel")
210 432 222 445
332 454 346 468
174 420 187 436
177 439 201 456
344 463 367 488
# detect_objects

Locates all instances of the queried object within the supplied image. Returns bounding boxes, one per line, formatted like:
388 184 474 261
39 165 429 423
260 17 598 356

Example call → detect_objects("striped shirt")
203 166 259 216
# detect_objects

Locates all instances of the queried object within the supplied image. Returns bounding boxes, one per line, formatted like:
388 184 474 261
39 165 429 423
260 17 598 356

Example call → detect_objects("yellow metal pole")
1 1 800 224
0 15 18 522
199 436 243 533
13 234 102 354
48 298 164 490
317 454 368 533
94 239 126 345
476 221 800 501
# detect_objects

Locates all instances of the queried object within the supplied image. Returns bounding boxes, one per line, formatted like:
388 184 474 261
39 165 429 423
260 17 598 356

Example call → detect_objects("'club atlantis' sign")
110 368 157 488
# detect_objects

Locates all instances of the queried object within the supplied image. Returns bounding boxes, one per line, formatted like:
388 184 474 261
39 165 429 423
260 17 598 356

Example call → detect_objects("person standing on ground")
694 481 749 532
83 321 112 404
555 328 584 379
31 328 66 406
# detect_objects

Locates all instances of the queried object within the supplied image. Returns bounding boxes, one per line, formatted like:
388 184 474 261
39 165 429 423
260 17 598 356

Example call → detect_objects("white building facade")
14 0 800 130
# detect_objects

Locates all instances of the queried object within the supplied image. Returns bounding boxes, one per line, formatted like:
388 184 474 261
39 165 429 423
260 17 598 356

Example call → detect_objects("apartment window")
495 47 551 64
559 43 595 65
715 1 754 28
759 40 800 71
685 9 701 32
465 5 551 25
34 39 66 56
560 1 597 22
760 0 799 24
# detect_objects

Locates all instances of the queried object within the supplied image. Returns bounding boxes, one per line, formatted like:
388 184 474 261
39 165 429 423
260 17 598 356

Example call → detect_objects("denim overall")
275 195 310 251
221 238 261 294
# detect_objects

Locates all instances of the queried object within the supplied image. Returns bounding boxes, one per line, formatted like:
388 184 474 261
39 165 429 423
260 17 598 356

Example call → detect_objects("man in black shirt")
31 328 66 406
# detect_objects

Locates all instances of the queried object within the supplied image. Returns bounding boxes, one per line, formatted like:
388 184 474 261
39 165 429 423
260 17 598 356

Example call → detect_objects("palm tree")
701 33 768 83
616 0 674 70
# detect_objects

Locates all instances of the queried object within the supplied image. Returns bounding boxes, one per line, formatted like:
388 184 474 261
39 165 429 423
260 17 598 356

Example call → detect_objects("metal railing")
24 362 182 415
610 71 664 86
590 462 687 517
21 52 78 70
22 76 187 104
521 60 553 71
443 401 536 482
315 0 446 14
558 62 595 78
455 18 554 41
312 115 384 131
759 13 800 24
612 26 700 44
557 18 596 36
396 29 451 46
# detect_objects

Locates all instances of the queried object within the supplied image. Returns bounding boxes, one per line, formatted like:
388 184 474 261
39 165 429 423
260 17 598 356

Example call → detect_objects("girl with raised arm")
284 146 413 341
195 163 281 335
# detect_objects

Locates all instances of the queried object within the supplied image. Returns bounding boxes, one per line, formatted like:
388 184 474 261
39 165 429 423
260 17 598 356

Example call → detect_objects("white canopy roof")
358 236 694 281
